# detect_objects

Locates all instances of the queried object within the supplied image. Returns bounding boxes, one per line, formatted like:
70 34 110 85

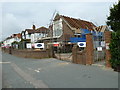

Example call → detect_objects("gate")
54 42 73 62
92 32 106 64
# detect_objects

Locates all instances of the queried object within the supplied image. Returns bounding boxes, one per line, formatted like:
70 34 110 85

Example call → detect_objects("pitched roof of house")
5 33 21 40
6 36 12 40
94 25 108 32
16 33 21 38
36 27 49 33
12 33 21 38
25 27 49 34
54 14 96 31
25 29 34 34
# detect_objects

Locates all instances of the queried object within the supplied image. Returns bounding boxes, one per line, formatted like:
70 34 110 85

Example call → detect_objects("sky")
0 0 118 41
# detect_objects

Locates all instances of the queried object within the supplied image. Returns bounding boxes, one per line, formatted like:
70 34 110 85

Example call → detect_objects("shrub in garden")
109 31 120 69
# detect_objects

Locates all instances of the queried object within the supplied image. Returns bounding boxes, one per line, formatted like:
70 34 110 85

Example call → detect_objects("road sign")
77 42 86 47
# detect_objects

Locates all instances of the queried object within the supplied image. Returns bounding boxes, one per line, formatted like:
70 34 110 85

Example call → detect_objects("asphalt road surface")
1 51 118 88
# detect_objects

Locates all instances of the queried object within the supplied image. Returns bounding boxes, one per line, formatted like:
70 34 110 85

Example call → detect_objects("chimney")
32 24 36 30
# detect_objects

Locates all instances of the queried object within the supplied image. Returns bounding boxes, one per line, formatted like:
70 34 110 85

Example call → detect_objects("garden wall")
2 48 54 59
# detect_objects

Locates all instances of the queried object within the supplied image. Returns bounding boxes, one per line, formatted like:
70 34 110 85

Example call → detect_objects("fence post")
105 31 112 68
86 33 94 65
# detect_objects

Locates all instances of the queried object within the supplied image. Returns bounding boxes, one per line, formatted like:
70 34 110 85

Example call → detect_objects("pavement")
1 51 119 88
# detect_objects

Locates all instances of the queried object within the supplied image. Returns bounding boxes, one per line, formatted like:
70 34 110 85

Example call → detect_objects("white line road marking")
10 63 49 88
0 62 11 64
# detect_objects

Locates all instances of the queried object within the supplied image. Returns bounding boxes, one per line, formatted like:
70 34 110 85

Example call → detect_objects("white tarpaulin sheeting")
97 47 102 51
101 41 105 47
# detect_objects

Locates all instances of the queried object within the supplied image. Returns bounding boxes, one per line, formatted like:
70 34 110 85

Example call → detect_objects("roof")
5 33 21 41
6 36 12 40
36 27 49 33
25 27 49 34
25 29 34 34
12 33 21 38
54 14 96 31
94 25 108 32
16 33 21 38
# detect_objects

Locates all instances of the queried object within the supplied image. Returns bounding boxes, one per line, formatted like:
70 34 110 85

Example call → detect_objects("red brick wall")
2 48 54 59
72 45 86 65
86 33 94 65
60 20 74 41
105 31 112 68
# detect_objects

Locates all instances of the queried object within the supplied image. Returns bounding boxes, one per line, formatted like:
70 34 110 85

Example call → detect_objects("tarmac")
1 51 119 88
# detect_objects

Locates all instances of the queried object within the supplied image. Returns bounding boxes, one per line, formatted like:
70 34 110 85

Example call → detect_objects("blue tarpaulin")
70 37 86 43
70 28 104 43
81 29 91 34
81 28 104 36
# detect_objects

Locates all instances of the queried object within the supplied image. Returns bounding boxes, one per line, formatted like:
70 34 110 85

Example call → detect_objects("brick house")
38 14 96 51
51 13 96 43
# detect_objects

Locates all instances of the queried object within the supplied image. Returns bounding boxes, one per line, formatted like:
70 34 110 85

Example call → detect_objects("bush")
109 31 120 68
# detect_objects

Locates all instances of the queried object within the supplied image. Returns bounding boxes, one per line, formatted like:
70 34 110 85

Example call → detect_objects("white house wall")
3 37 21 47
25 31 32 40
22 33 25 39
26 34 31 39
31 33 48 43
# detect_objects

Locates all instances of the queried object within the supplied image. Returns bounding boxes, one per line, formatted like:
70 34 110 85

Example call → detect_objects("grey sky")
0 1 118 41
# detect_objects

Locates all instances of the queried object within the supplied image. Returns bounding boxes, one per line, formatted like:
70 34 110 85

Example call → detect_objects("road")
1 51 118 88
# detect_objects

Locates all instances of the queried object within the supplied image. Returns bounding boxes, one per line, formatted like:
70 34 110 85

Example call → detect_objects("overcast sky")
0 0 118 41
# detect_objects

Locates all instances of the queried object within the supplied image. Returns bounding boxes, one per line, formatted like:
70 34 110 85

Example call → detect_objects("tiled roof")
54 14 96 31
36 27 49 33
25 27 49 34
62 15 96 31
25 29 34 34
6 36 12 40
12 33 21 38
5 33 21 40
16 33 21 38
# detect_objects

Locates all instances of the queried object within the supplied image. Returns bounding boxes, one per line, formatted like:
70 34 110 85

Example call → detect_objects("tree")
109 31 120 68
107 1 120 32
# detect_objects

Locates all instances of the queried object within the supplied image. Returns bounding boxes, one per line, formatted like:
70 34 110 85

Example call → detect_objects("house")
3 36 13 48
3 33 21 48
36 14 96 51
21 25 49 44
52 13 96 43
32 26 49 43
